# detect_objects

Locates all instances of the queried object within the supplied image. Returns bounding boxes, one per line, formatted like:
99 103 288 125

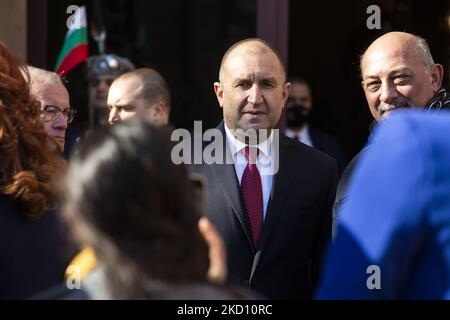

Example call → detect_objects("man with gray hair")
361 32 447 120
107 68 171 125
28 66 76 153
333 31 449 233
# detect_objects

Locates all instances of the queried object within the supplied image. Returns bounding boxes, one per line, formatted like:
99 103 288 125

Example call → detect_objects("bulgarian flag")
55 6 88 76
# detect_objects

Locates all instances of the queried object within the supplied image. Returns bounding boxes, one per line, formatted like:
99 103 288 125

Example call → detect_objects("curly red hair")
0 42 65 220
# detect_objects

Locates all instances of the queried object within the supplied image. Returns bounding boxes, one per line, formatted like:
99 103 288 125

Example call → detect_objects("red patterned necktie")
241 146 263 247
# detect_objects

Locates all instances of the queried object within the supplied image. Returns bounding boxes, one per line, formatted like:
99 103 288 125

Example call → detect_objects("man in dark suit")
283 77 345 176
190 38 338 299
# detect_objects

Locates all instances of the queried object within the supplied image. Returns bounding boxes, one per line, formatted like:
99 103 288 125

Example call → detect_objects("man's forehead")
228 43 275 63
108 77 143 104
362 46 422 77
224 51 283 79
291 82 310 93
362 35 425 69
40 83 70 108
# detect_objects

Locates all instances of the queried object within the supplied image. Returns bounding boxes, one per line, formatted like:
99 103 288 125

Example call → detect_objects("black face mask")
286 105 311 129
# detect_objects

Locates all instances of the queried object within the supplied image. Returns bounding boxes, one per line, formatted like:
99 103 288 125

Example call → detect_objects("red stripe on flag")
56 44 88 76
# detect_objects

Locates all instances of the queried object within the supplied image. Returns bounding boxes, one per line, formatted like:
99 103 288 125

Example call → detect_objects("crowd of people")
0 30 449 300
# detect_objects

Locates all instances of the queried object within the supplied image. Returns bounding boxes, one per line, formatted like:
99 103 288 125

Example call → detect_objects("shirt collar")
224 123 272 159
285 124 309 139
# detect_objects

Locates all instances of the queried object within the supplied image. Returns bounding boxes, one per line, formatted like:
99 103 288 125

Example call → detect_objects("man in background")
284 77 345 175
107 68 171 126
28 66 76 154
87 53 135 127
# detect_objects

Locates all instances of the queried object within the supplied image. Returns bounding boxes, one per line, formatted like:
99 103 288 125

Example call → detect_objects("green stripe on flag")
55 28 88 70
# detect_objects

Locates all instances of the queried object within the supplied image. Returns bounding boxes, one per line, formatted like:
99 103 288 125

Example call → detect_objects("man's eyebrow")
109 102 133 108
232 77 252 84
44 105 70 110
362 75 380 81
259 76 278 83
364 67 412 80
389 67 412 75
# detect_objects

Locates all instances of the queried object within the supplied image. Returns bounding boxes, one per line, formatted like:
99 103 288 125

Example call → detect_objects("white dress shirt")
285 124 313 147
224 123 274 220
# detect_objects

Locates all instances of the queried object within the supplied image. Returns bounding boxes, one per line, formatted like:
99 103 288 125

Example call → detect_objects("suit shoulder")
309 128 343 154
309 127 338 143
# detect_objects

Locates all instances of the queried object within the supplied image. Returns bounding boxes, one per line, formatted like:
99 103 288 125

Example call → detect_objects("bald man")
190 38 338 299
333 32 449 233
361 32 445 120
107 68 170 125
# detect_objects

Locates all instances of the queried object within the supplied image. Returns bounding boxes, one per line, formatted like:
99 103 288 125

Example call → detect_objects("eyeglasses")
41 105 77 123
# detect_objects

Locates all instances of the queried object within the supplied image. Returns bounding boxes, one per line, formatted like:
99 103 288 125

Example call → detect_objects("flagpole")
91 0 106 54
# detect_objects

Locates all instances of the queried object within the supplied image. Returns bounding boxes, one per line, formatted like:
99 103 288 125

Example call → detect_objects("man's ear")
282 82 291 108
198 217 227 284
214 82 224 108
430 64 444 93
149 101 168 125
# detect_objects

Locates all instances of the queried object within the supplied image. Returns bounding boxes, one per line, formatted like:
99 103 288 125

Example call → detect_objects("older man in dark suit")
190 38 337 299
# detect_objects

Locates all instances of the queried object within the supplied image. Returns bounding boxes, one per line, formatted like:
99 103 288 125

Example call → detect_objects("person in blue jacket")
317 110 450 299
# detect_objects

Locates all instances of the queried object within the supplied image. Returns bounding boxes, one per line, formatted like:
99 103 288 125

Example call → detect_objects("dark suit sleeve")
332 152 361 238
309 157 338 296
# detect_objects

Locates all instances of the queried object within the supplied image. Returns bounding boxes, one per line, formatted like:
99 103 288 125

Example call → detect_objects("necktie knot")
243 146 259 165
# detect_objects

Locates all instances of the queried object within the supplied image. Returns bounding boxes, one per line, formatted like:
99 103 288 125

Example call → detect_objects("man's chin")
239 117 272 129
238 124 272 135
231 123 273 143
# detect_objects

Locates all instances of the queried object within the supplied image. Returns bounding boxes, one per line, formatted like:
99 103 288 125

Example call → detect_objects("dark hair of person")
63 119 209 299
0 41 65 220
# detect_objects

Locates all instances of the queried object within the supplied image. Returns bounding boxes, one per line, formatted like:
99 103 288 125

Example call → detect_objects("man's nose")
108 107 120 124
98 80 110 92
379 82 399 104
53 112 68 130
247 84 264 105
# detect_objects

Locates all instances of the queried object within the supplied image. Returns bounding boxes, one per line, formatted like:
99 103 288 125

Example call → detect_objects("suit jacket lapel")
259 135 294 252
249 134 294 282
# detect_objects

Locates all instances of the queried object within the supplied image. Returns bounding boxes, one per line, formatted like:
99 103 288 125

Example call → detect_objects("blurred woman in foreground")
0 41 71 299
63 118 245 299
